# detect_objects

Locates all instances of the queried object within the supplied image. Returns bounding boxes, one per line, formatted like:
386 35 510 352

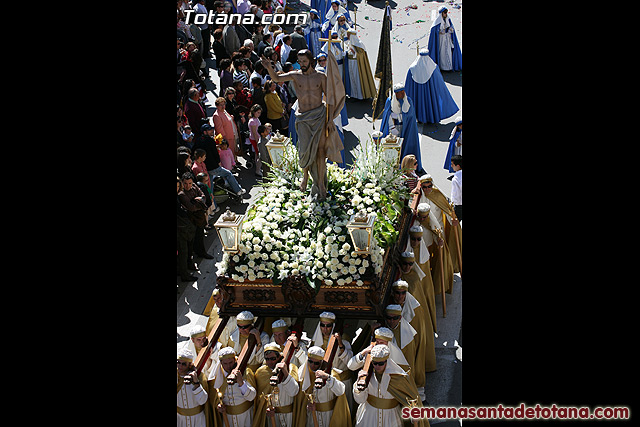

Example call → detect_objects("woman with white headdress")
344 28 376 100
321 0 352 37
304 9 323 57
404 47 459 124
427 6 462 71
379 83 425 175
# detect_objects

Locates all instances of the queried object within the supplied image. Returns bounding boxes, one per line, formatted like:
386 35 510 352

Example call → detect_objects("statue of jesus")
261 48 345 201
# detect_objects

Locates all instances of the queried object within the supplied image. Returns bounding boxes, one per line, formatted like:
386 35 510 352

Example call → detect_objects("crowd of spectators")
176 0 309 282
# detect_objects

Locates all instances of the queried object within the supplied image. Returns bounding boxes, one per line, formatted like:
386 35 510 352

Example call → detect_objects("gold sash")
225 399 253 415
315 396 337 412
275 403 294 413
177 405 204 416
367 394 400 410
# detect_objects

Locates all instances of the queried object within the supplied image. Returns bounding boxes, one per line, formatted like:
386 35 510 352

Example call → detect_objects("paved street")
177 0 462 422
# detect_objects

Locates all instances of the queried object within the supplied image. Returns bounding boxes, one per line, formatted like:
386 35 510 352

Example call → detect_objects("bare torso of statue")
261 50 331 198
289 70 326 114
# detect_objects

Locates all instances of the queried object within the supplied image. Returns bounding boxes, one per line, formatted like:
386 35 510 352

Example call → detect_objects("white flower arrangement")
216 135 410 287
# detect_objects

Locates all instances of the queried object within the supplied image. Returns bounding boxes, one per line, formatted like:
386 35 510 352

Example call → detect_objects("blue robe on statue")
379 92 424 175
427 8 462 71
404 49 459 124
443 117 462 172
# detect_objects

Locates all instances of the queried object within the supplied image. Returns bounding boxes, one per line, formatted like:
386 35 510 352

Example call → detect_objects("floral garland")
216 135 410 288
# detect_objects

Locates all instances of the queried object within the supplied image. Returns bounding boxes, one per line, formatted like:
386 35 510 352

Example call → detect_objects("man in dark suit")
290 25 309 51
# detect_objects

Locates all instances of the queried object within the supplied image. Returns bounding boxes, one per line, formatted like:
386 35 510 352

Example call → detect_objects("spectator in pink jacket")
211 97 238 163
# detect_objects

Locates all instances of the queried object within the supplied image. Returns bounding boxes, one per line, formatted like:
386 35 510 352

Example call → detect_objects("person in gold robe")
343 28 376 100
310 311 355 413
353 345 429 427
228 311 270 374
295 345 352 427
252 342 304 427
413 173 461 275
271 319 308 368
391 279 435 402
208 346 257 427
414 204 444 329
383 304 421 401
180 325 221 380
404 225 437 331
347 327 411 375
177 347 213 427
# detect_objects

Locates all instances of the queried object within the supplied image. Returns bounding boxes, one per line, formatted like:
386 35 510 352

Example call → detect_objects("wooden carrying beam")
193 316 229 377
270 318 305 386
356 340 378 391
227 333 257 385
314 319 344 389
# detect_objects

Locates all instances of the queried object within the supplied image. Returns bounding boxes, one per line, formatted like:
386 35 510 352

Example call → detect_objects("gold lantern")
346 210 377 255
380 133 403 167
265 130 289 168
214 207 244 253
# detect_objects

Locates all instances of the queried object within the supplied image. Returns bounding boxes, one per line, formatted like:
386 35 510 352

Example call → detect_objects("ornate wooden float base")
217 275 384 320
216 205 414 321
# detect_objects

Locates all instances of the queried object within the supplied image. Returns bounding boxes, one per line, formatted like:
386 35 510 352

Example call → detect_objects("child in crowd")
191 149 212 193
248 104 262 176
217 136 236 172
257 124 271 178
182 125 194 149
